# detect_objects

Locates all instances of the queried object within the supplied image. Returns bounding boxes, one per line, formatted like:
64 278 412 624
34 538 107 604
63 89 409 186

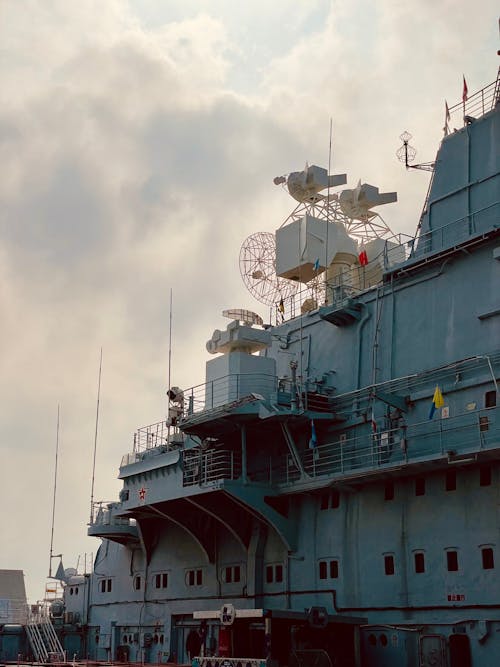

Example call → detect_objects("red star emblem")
138 487 147 501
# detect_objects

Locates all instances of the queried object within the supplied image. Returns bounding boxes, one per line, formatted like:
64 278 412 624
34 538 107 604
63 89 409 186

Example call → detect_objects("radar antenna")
276 164 394 242
239 232 299 306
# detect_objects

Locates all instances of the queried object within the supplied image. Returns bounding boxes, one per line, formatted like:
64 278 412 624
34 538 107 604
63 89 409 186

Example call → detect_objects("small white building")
0 569 27 624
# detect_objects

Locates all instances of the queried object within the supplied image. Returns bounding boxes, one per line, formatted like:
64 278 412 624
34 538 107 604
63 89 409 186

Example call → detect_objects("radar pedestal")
205 314 275 409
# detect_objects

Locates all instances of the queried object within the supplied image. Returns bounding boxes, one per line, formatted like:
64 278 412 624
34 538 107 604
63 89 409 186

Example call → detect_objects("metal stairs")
25 606 65 662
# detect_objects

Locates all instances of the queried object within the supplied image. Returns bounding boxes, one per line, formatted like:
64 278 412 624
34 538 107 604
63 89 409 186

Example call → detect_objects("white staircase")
26 606 65 662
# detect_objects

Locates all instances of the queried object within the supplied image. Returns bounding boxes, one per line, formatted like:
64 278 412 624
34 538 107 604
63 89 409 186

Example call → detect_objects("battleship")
1 64 499 667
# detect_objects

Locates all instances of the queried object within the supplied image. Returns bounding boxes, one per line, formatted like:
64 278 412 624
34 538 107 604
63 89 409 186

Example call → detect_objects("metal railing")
273 201 498 324
90 501 137 528
274 406 498 486
413 202 499 258
181 407 498 489
271 234 413 325
183 448 242 487
182 373 279 415
447 71 500 125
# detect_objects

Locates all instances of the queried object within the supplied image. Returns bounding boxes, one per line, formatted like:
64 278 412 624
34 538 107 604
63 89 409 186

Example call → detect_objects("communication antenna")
49 404 60 578
89 348 103 525
396 131 435 171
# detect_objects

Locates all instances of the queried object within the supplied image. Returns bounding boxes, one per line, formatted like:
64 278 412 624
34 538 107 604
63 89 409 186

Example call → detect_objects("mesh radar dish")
240 232 299 306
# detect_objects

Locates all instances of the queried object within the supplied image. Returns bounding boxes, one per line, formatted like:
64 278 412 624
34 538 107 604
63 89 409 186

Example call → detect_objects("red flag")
358 248 368 266
462 76 468 103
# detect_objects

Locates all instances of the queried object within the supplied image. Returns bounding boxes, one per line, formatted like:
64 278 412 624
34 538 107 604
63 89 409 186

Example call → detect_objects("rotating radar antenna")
240 232 298 306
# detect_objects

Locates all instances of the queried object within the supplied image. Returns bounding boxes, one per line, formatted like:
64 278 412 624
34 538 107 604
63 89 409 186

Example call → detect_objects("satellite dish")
222 309 264 326
239 232 299 306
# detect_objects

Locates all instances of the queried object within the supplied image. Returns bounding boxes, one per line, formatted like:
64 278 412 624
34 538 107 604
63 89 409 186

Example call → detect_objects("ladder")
26 606 65 662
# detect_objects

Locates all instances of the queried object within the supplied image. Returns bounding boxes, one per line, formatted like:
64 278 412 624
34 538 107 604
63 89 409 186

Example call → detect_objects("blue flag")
309 420 318 449
313 258 320 272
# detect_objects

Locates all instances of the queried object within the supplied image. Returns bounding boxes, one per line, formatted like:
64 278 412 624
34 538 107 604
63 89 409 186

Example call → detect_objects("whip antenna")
89 348 103 525
49 404 60 578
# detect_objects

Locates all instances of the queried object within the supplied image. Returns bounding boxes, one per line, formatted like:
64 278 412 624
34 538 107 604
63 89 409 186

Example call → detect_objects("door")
420 634 447 667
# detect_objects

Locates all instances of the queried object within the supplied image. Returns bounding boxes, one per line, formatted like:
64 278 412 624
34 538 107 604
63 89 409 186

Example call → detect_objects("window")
480 465 492 486
384 481 394 501
485 390 496 408
320 494 329 510
320 490 340 510
414 552 425 574
134 575 142 590
318 559 339 580
481 547 494 570
384 555 395 576
99 578 112 593
266 563 284 584
154 573 168 589
447 550 459 572
445 470 457 491
186 569 203 587
223 566 241 584
415 477 425 496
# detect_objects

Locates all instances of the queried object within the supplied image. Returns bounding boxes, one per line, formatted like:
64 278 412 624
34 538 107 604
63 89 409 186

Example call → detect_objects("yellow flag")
433 385 444 408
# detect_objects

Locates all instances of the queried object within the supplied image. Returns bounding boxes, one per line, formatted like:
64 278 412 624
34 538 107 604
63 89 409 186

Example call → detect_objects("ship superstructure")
5 69 499 667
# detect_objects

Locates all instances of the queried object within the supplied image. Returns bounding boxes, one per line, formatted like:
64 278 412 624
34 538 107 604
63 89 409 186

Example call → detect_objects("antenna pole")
167 289 173 445
168 289 173 393
89 348 103 525
325 117 333 302
49 404 60 578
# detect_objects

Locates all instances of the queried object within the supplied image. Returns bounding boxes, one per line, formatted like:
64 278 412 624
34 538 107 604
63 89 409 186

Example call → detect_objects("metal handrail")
183 448 242 487
181 406 498 488
447 75 499 122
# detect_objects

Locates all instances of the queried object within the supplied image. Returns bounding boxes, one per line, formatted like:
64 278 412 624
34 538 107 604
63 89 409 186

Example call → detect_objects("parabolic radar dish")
240 232 299 306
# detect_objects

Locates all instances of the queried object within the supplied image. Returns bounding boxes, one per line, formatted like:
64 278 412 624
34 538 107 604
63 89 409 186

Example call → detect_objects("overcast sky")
1 1 498 603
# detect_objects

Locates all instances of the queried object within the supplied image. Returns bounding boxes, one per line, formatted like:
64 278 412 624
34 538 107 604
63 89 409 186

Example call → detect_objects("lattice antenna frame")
280 193 393 242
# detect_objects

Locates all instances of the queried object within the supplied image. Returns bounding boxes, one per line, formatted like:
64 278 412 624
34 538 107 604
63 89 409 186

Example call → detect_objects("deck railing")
181 373 279 416
90 501 137 527
447 71 500 125
183 448 242 486
414 202 499 257
182 406 498 488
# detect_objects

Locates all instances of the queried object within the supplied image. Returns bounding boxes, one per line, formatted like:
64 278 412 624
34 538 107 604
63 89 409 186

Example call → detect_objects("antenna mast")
49 404 60 578
168 288 173 394
89 348 103 525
